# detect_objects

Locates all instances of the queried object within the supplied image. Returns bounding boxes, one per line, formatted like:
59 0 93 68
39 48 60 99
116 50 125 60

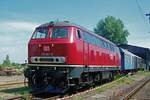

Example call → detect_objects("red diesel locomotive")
25 21 121 93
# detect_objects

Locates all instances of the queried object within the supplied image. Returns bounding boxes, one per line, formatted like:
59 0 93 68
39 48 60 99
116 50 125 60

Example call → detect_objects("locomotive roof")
37 21 117 46
38 21 89 31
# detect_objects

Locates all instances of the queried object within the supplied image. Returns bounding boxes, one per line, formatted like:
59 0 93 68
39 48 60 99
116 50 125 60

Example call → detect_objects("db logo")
43 46 50 52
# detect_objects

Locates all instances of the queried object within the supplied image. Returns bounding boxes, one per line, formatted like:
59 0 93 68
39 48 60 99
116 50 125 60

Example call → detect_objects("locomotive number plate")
43 45 50 52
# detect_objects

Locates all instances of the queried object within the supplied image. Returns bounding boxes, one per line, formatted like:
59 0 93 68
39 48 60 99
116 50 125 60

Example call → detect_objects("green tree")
2 54 11 67
12 62 21 69
94 16 129 45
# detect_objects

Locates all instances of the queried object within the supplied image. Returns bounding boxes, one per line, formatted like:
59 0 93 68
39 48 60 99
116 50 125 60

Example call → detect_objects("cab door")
75 29 84 64
83 42 89 67
76 29 89 66
82 31 89 67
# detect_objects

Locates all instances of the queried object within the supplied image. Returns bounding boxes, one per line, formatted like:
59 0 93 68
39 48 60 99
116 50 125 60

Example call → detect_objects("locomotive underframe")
24 64 119 94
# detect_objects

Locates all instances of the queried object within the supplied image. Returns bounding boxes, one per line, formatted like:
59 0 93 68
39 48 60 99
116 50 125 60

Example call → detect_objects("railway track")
3 77 124 100
2 75 150 100
5 96 26 100
121 76 150 100
0 81 27 88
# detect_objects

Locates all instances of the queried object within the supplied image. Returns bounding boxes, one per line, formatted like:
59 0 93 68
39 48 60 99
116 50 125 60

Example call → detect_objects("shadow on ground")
0 86 29 94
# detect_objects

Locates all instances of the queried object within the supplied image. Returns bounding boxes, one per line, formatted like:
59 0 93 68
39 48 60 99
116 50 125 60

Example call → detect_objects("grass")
0 86 30 100
96 71 150 92
0 86 29 94
135 70 150 76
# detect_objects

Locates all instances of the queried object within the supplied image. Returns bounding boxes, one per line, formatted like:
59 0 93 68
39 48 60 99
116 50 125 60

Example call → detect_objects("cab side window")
77 30 82 39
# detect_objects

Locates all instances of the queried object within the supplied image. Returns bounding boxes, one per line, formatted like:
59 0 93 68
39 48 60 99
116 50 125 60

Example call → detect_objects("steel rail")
0 81 27 87
47 96 60 100
6 96 26 100
29 94 60 100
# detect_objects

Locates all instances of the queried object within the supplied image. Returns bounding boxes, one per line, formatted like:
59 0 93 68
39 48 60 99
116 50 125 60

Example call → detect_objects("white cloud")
0 21 39 33
5 21 37 31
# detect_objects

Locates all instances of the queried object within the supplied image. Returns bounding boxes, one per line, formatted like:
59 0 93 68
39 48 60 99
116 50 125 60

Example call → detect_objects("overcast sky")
0 0 150 63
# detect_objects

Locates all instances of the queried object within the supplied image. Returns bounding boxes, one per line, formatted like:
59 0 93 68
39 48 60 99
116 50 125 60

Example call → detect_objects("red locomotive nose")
28 25 74 64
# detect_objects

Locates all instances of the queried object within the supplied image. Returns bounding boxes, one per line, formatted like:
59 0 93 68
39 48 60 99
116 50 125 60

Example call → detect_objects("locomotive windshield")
32 27 68 39
32 28 48 39
51 27 68 38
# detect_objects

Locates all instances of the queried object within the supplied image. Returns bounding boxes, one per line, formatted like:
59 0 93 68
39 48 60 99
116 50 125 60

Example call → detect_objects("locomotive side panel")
81 31 121 68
